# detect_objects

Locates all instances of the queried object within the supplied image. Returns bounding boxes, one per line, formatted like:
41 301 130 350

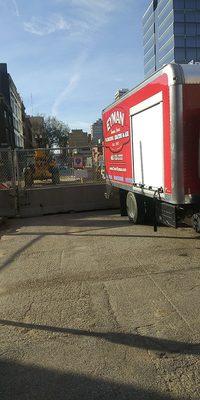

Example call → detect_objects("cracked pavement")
0 210 199 399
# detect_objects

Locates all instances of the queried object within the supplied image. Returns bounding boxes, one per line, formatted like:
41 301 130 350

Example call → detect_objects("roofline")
102 63 187 114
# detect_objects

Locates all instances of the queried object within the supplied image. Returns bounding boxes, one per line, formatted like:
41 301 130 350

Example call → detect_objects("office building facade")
90 119 103 145
68 129 89 148
115 89 129 101
29 116 47 148
0 63 24 148
143 0 200 77
0 95 14 148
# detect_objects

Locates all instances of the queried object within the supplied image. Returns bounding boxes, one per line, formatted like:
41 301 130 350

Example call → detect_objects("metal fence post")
14 149 20 188
13 149 20 215
8 148 16 190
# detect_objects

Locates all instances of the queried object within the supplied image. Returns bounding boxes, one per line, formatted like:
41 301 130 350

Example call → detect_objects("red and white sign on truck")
102 63 200 232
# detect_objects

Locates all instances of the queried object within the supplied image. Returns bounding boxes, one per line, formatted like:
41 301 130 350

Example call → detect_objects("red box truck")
102 63 200 232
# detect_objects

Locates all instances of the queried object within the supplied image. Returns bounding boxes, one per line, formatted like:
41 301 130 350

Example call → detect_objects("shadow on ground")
0 319 199 356
4 210 198 237
0 358 194 400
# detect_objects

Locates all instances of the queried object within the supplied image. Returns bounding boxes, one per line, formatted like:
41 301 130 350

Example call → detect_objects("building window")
145 55 156 71
185 11 196 23
186 23 196 35
143 24 155 45
159 38 174 59
196 12 200 22
173 0 184 9
144 47 155 64
174 36 185 47
159 11 174 36
159 21 174 40
186 36 196 47
174 22 185 34
196 36 200 46
185 0 196 9
174 47 186 61
159 29 174 49
144 65 156 77
157 0 169 13
143 13 155 31
186 48 197 60
158 0 173 25
143 3 153 26
159 47 174 66
197 48 200 59
174 10 185 22
144 35 155 54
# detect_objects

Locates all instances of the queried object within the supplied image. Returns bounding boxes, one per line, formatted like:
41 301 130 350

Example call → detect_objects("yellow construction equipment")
24 149 60 187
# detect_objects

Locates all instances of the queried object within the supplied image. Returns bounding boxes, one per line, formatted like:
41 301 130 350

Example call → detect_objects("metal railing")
0 146 105 190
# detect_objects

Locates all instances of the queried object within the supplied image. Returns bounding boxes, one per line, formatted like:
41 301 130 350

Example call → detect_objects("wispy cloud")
24 0 122 37
24 15 71 36
51 73 81 117
51 51 88 117
69 0 117 13
12 0 20 16
67 0 119 30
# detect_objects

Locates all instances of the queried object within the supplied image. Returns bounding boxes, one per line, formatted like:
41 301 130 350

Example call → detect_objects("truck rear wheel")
192 213 200 233
126 192 144 224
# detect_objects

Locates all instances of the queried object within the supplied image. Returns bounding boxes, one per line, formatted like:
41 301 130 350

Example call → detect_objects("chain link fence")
0 149 15 190
0 146 105 190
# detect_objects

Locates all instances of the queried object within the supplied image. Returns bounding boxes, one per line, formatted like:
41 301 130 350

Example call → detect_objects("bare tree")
44 116 70 148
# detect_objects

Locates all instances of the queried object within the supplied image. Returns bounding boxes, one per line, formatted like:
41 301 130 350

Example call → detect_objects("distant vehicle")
59 165 72 176
24 149 60 187
103 63 200 232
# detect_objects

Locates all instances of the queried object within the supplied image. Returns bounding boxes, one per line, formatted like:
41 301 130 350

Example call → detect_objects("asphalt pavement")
0 210 199 399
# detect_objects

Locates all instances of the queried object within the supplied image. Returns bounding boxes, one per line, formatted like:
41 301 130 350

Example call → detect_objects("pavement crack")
142 265 195 335
22 300 34 321
102 283 120 330
134 323 154 331
59 250 65 269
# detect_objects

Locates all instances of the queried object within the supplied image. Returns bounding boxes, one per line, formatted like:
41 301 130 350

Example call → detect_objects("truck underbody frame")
118 187 200 230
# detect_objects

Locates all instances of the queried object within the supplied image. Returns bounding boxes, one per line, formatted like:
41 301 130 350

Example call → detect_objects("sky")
0 0 150 131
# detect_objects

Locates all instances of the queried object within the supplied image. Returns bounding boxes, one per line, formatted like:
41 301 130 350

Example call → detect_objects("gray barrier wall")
18 184 120 217
0 189 17 217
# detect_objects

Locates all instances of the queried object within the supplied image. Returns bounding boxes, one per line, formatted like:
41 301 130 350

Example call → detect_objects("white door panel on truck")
130 93 164 189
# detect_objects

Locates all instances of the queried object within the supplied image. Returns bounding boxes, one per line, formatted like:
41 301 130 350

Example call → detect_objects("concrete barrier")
0 189 17 217
18 184 120 217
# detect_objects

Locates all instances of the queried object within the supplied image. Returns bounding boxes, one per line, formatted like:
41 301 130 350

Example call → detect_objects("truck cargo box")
102 64 200 230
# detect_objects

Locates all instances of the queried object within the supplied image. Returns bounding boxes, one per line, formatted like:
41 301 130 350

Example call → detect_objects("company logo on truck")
106 111 125 131
104 107 129 153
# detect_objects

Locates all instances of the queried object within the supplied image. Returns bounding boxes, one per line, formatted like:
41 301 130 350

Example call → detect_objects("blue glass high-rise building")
143 0 200 77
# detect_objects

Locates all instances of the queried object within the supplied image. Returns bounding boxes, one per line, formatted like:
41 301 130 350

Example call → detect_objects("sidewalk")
0 211 199 399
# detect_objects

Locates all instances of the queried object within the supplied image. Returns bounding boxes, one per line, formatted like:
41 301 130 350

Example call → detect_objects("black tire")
144 197 155 225
192 213 200 233
126 192 145 224
119 189 128 216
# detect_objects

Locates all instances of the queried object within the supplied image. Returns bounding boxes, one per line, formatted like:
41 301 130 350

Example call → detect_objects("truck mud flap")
156 202 177 228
